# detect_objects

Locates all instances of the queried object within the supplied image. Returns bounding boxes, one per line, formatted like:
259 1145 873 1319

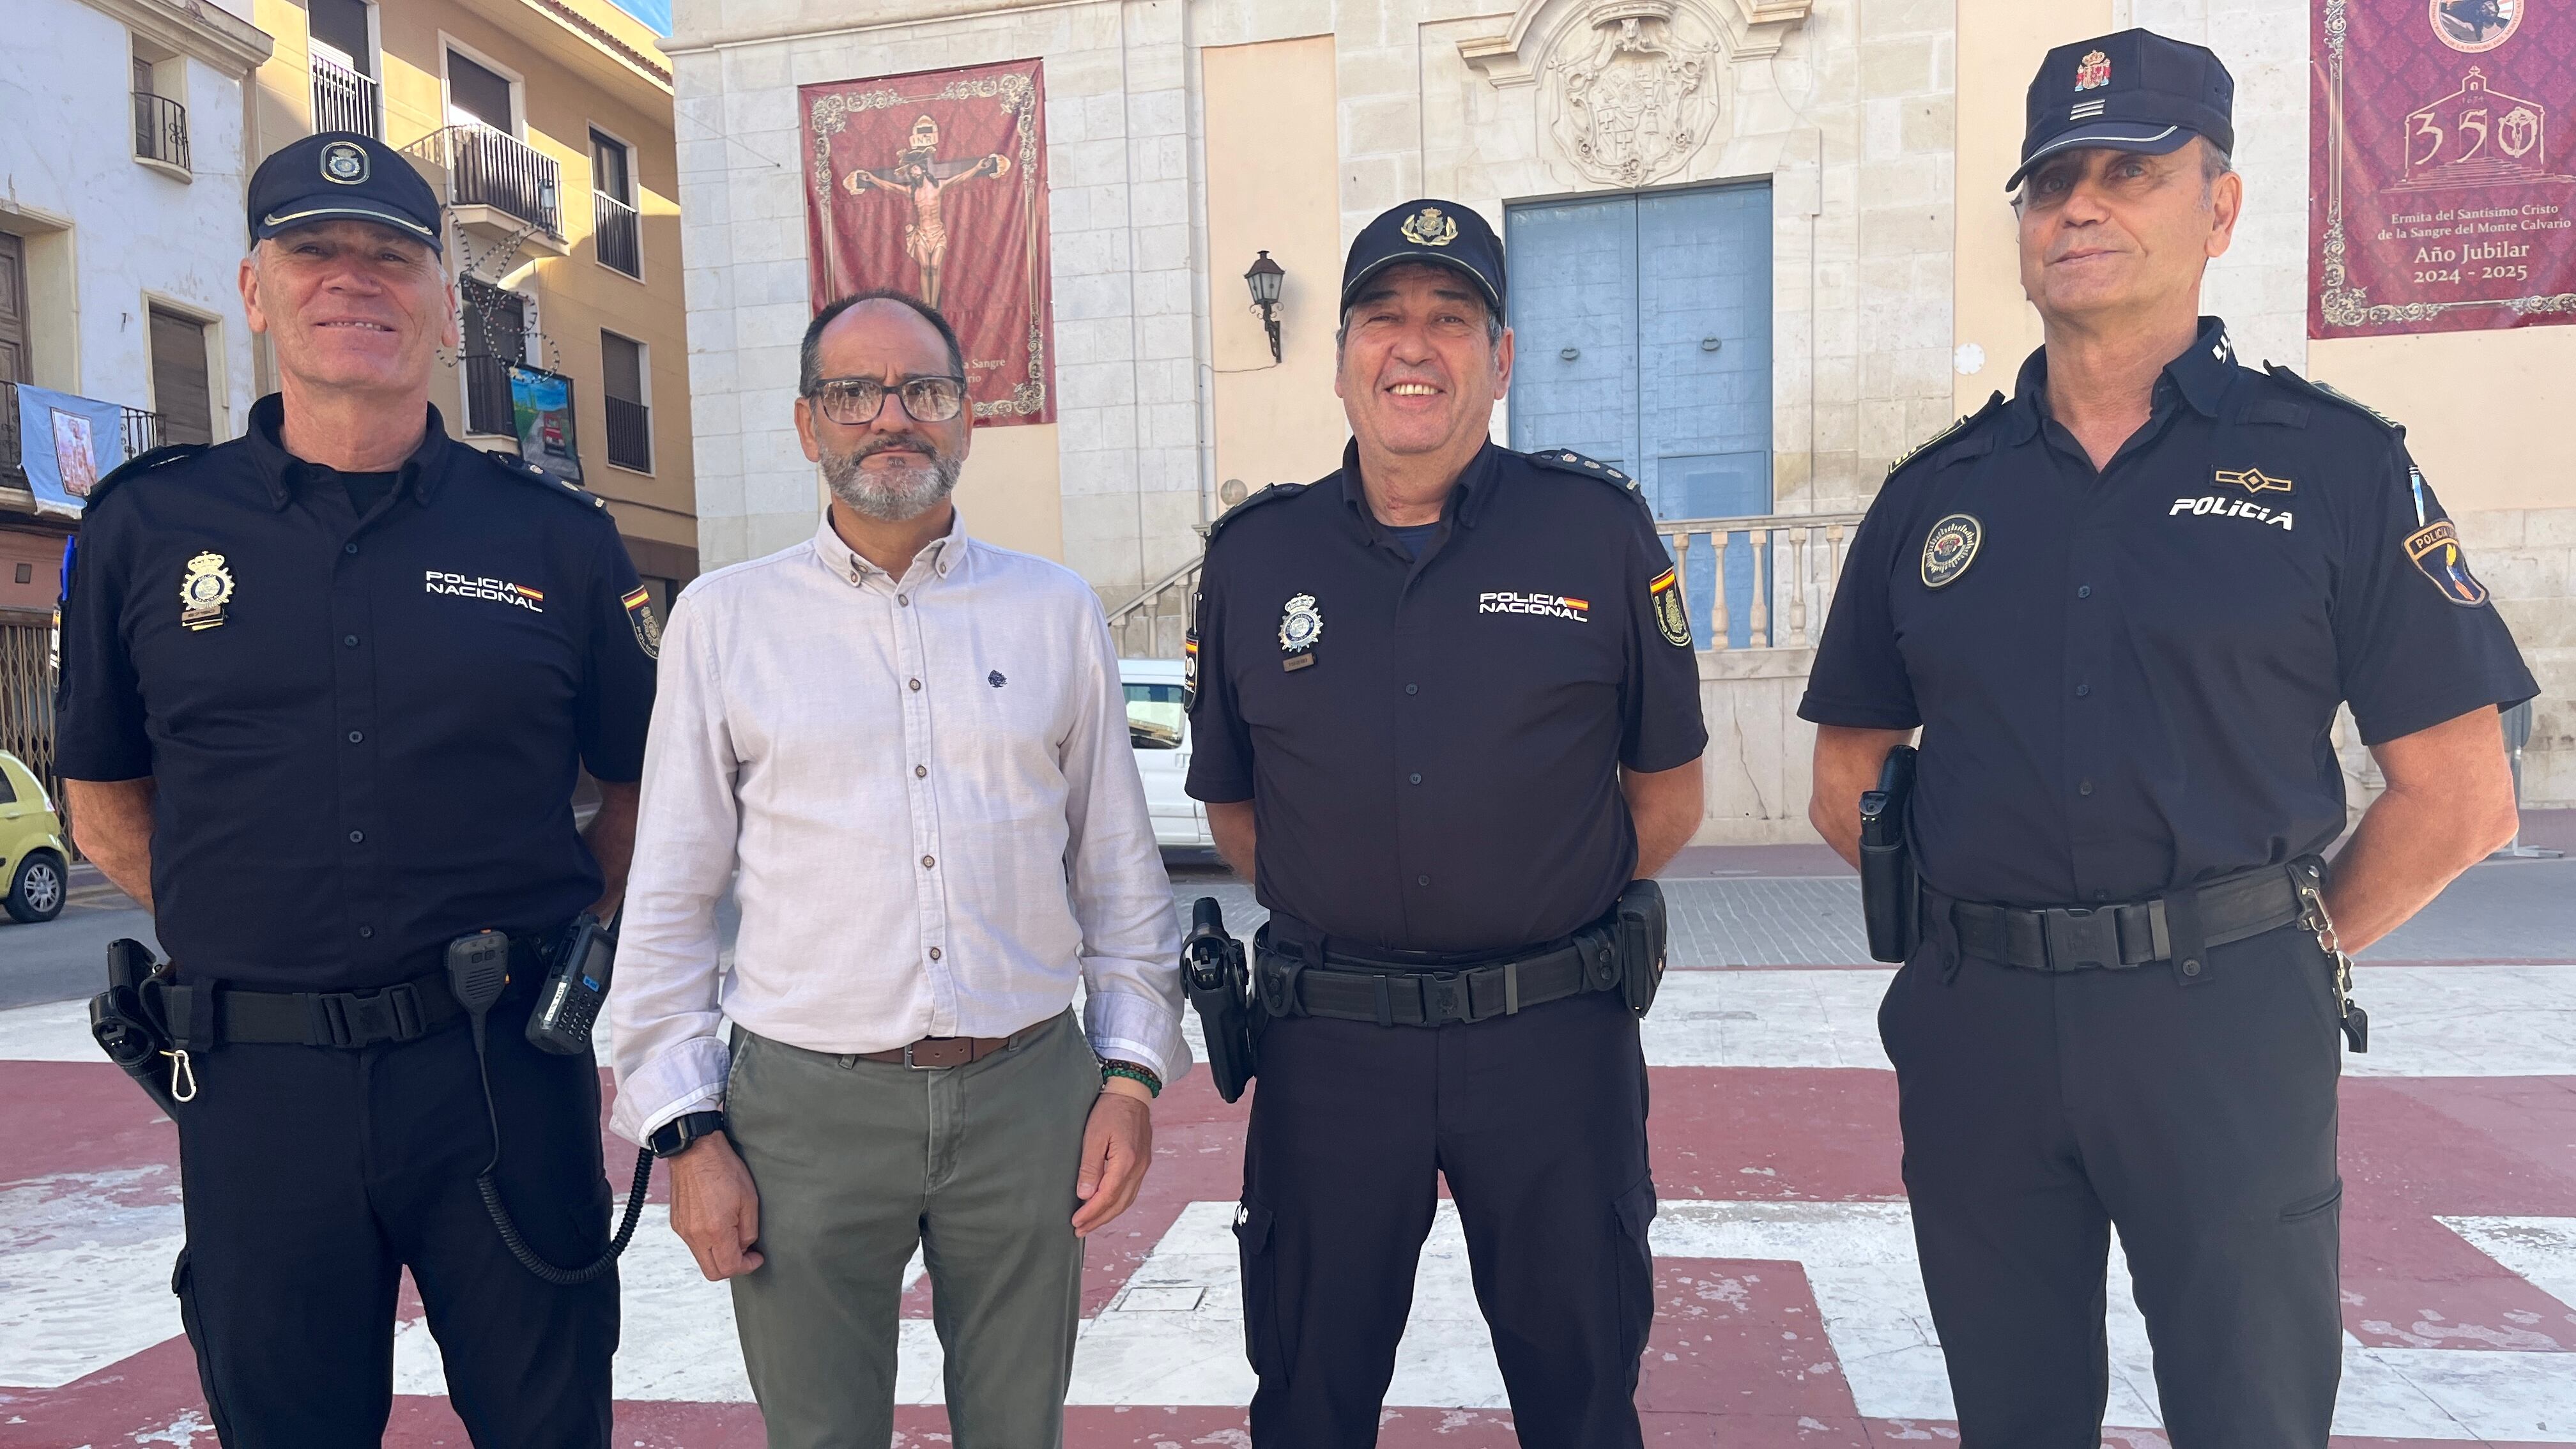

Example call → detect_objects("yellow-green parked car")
0 751 69 924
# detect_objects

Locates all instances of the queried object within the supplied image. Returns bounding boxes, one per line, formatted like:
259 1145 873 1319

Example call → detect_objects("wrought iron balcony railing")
594 192 641 277
132 91 190 173
604 395 650 471
310 55 379 139
404 125 562 238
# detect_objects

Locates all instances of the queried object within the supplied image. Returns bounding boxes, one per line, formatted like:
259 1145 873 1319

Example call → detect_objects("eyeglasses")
808 374 969 425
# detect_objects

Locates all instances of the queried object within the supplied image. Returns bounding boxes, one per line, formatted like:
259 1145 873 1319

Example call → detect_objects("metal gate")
0 606 57 797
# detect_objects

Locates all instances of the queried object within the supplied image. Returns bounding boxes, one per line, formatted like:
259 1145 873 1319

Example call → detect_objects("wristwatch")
648 1109 727 1158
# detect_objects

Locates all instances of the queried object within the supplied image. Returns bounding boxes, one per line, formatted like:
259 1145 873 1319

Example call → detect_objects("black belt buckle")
314 983 424 1047
2039 907 2122 972
1422 970 1469 1025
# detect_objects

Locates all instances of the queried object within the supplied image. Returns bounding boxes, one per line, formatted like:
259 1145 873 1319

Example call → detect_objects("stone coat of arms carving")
1544 3 1723 186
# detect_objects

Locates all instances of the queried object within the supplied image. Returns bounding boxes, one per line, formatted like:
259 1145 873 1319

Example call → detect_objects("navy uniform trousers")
1236 988 1655 1448
170 985 617 1448
1880 921 2344 1447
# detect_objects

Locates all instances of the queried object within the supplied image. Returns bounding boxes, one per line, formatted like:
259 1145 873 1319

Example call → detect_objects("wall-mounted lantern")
1245 250 1285 364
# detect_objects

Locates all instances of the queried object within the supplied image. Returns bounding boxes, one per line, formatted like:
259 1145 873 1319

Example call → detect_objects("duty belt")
1926 861 2310 974
161 932 559 1050
1254 928 1621 1027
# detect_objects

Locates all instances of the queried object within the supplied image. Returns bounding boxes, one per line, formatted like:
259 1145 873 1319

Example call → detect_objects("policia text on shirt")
55 132 657 1449
1804 32 2534 1449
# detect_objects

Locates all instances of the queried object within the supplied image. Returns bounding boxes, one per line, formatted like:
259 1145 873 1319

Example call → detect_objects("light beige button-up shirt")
607 510 1186 1144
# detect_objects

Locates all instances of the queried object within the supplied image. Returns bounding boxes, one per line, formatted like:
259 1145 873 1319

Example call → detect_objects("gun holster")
1182 897 1257 1104
1614 879 1668 1018
89 938 186 1116
1859 745 1920 963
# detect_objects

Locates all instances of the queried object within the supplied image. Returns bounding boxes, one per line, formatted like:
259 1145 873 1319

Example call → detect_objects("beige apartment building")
250 0 701 603
670 0 2574 841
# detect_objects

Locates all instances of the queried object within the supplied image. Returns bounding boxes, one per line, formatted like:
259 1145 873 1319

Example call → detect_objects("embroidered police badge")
1648 566 1691 648
180 551 234 631
1921 514 1982 589
1399 207 1459 247
1278 592 1322 671
620 586 663 659
321 140 369 185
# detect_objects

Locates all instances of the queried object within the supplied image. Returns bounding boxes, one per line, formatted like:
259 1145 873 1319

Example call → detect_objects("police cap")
2006 28 2234 192
248 130 444 253
1340 199 1505 318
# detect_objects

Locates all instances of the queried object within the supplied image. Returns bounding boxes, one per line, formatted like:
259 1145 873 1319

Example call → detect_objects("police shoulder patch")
2264 365 2404 436
1885 394 2005 484
1204 479 1310 547
1526 448 1637 491
83 443 208 509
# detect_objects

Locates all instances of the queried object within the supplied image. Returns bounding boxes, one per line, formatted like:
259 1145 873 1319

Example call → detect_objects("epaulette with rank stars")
1526 448 1638 491
481 447 612 514
1885 392 2005 482
80 443 208 509
1204 479 1310 546
2262 364 2404 437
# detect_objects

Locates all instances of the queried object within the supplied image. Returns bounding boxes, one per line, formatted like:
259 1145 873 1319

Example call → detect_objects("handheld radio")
527 912 615 1055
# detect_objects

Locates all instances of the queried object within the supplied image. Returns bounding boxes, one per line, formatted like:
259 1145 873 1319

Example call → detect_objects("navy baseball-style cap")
2007 29 2234 192
1340 200 1506 316
248 131 444 253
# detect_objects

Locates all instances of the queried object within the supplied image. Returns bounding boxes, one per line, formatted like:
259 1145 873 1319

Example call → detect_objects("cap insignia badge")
180 551 234 631
2214 467 2294 495
1400 207 1459 247
321 140 369 185
2075 49 2112 91
1920 514 1983 590
1278 593 1322 671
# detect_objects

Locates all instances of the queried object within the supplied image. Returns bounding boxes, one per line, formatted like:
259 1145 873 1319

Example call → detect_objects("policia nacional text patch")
1921 514 1982 588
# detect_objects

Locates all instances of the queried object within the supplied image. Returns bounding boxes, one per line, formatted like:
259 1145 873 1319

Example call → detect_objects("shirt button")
1416 875 1430 886
1409 772 1422 785
1406 684 1420 695
909 678 922 692
344 542 360 555
343 634 360 648
348 830 365 843
928 947 942 961
915 764 928 778
921 854 935 869
357 926 374 939
2078 780 2095 797
347 730 364 744
898 594 910 606
2076 585 2092 599
2074 684 2090 698
2094 890 2110 901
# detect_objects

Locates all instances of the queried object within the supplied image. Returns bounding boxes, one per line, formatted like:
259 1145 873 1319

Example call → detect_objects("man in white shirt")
609 290 1187 1449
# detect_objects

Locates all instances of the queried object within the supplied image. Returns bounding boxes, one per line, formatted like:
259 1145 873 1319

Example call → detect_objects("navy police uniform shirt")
1800 318 2536 908
56 395 658 990
1185 440 1708 954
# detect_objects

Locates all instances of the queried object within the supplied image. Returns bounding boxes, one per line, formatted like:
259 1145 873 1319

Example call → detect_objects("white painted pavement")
9 965 2569 1077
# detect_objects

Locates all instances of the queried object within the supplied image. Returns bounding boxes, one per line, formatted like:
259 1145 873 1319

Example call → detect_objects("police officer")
1802 33 2534 1446
1185 199 1708 1448
55 132 656 1446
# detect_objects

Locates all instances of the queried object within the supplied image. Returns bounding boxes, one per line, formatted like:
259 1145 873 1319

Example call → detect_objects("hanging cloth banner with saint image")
2312 0 2576 337
799 58 1055 425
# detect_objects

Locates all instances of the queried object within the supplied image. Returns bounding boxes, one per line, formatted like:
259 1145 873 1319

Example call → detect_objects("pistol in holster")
1858 744 1920 963
1612 878 1669 1017
89 938 190 1116
1183 897 1257 1103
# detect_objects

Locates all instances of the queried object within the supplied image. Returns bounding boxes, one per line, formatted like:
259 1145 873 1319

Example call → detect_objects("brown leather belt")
857 1022 1045 1069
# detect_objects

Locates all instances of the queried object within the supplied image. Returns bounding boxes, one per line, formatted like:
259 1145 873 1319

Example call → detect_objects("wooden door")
148 308 213 446
0 231 27 385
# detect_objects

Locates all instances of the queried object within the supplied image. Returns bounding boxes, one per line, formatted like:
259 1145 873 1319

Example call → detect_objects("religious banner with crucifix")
801 59 1055 424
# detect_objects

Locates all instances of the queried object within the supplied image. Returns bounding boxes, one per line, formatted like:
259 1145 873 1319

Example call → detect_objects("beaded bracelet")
1099 1059 1163 1098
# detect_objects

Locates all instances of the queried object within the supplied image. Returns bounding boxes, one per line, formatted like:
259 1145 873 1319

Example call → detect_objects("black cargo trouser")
1880 921 2344 1447
1237 986 1655 1449
169 985 618 1448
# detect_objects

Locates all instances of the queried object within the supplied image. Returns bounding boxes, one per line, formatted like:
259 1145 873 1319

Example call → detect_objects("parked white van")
1121 657 1213 850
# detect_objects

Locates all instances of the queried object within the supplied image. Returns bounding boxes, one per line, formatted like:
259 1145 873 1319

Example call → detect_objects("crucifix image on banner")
801 58 1055 425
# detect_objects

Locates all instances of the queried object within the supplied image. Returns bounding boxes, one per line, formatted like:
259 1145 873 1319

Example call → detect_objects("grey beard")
822 443 960 523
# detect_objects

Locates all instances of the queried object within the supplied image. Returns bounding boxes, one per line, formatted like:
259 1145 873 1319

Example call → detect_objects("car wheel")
5 851 66 924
